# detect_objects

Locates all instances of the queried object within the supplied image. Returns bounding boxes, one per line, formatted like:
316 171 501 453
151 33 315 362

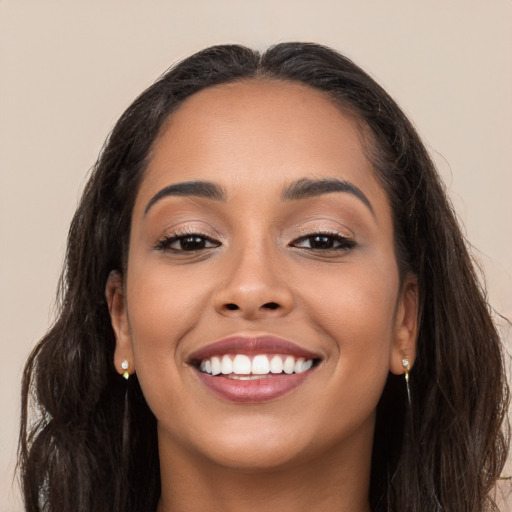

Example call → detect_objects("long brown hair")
19 43 510 512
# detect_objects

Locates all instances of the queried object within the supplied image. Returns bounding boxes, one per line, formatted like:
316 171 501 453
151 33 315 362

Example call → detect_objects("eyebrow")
144 180 226 215
282 178 374 215
144 177 374 216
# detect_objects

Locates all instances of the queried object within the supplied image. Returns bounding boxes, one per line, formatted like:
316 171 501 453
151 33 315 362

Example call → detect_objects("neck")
156 424 373 512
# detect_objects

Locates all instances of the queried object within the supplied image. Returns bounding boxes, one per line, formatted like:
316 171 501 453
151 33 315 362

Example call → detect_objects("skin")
107 79 418 512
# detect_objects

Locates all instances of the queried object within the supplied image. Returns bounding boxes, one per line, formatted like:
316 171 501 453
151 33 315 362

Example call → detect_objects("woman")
18 43 510 512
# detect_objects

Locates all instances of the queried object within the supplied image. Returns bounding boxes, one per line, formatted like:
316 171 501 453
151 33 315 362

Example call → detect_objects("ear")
105 271 135 377
389 273 419 375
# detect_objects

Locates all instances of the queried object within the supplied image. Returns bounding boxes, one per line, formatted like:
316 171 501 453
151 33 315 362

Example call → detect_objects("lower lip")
195 370 314 403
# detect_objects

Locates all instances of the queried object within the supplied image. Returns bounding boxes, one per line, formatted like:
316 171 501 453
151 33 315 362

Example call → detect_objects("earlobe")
390 274 419 375
105 271 135 377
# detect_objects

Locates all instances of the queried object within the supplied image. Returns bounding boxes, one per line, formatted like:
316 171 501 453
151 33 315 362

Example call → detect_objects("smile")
199 354 314 377
189 334 322 403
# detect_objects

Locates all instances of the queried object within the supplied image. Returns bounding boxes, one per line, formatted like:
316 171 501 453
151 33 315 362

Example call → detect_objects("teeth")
283 356 295 374
302 359 313 372
252 354 270 374
211 356 222 376
221 354 233 374
233 354 251 375
270 355 283 374
295 358 313 373
198 354 315 377
293 357 305 373
229 375 268 381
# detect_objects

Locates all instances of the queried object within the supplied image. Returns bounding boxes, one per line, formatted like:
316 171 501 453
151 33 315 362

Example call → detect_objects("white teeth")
295 358 313 374
229 375 267 380
221 354 233 374
294 358 305 373
283 356 295 374
199 353 316 376
302 359 313 372
270 355 283 374
252 354 270 374
233 354 251 374
211 356 222 376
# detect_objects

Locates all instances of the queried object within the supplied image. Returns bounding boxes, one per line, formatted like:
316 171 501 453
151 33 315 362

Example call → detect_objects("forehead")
153 78 366 164
136 79 386 210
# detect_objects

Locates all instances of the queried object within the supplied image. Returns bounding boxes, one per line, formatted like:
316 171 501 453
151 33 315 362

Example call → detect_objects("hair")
19 42 509 512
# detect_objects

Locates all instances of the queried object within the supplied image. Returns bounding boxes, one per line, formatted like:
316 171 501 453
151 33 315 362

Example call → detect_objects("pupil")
312 235 332 249
181 236 204 250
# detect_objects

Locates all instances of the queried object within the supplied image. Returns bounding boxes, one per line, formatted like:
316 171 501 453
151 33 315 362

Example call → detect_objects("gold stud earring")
121 360 130 380
402 357 411 405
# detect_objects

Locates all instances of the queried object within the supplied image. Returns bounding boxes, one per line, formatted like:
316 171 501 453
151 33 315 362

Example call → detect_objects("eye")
291 232 356 251
155 233 221 252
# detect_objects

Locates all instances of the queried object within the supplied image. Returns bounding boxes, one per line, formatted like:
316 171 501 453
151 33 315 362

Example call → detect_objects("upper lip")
188 333 322 363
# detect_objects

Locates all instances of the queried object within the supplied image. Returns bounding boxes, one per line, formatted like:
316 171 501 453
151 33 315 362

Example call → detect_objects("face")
107 80 418 472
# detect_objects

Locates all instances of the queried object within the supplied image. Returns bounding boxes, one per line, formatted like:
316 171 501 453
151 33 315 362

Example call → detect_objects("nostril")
221 302 281 313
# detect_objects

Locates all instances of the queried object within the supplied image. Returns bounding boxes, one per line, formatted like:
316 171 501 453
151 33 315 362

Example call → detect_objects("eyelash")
154 230 356 253
290 232 357 252
154 231 221 252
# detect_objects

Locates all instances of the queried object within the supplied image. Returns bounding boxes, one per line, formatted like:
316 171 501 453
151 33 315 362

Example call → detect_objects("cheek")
123 258 219 424
300 257 399 344
124 257 210 376
297 256 399 391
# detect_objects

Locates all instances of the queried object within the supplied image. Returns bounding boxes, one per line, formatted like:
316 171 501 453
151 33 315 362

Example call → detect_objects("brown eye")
155 234 220 252
292 233 356 251
308 235 336 249
179 235 209 251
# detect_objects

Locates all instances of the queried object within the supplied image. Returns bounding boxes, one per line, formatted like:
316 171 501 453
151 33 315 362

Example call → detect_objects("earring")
402 357 411 405
121 360 130 380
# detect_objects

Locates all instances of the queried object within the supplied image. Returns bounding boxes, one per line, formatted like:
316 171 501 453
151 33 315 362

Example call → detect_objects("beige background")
1 1 511 510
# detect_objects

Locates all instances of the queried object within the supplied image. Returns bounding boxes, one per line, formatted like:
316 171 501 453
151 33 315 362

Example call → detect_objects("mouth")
188 335 322 403
198 353 316 377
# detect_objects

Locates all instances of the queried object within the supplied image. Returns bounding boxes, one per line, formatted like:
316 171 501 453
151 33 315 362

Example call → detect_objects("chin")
178 411 369 473
161 412 316 472
200 435 310 472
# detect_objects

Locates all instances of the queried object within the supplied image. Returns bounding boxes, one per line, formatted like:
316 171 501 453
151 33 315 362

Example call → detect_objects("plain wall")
1 1 511 510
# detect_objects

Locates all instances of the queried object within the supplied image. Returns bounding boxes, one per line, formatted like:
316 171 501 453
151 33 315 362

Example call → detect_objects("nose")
213 245 294 320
